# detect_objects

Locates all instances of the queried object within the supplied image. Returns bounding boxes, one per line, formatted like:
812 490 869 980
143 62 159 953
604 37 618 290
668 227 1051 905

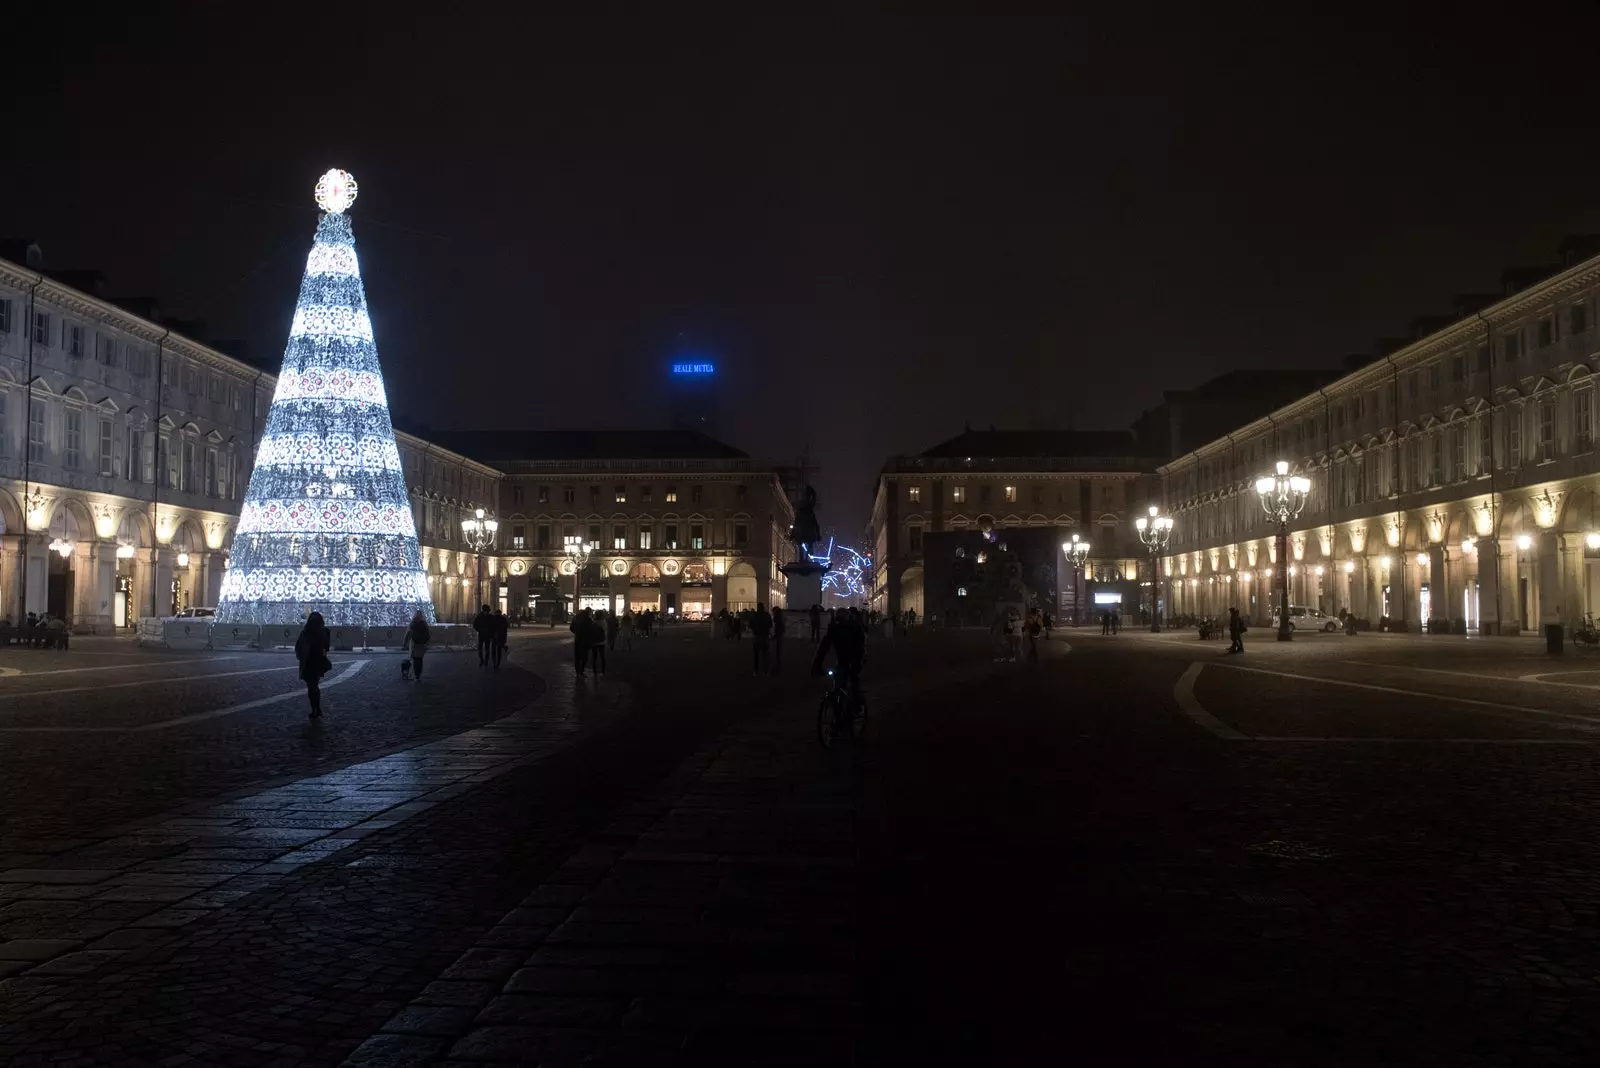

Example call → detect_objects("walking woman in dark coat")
294 611 333 719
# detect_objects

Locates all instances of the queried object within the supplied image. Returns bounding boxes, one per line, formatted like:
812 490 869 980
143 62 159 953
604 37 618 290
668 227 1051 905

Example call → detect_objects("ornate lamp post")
1134 505 1174 632
1254 461 1311 641
1062 533 1091 626
461 507 499 613
563 534 596 617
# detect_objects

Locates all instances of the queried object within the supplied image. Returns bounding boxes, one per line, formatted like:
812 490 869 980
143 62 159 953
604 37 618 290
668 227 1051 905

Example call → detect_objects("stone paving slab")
0 658 623 978
341 656 990 1066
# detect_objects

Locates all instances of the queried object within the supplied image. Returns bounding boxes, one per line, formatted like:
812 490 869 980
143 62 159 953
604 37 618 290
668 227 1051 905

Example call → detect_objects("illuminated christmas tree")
216 169 435 627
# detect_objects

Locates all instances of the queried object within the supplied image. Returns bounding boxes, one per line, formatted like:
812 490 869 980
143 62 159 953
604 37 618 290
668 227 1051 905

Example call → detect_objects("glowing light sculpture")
216 169 435 627
817 540 871 601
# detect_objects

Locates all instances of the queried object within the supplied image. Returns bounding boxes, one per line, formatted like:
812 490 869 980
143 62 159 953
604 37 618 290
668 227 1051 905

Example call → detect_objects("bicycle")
817 668 868 748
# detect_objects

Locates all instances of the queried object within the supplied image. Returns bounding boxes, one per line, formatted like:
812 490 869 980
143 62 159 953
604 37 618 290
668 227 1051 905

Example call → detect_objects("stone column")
1502 543 1523 633
710 574 728 620
201 551 225 610
77 542 115 633
1538 531 1562 628
24 537 49 618
1446 545 1469 630
1477 539 1501 634
608 573 628 614
1428 543 1449 630
659 573 682 617
0 534 20 623
1560 533 1587 634
152 547 174 618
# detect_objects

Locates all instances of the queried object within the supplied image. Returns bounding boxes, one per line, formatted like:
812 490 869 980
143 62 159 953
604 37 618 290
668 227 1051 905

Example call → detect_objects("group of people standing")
993 607 1052 663
0 612 71 649
472 605 511 669
569 607 626 677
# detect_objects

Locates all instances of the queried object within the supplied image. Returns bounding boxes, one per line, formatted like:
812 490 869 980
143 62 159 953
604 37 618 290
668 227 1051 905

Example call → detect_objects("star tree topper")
314 168 358 214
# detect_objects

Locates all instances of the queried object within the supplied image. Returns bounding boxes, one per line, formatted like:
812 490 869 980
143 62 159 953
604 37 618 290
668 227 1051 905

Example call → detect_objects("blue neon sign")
672 362 715 375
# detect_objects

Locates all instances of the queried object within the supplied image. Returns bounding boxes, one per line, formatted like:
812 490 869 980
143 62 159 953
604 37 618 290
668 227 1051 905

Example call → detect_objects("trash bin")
1546 623 1564 656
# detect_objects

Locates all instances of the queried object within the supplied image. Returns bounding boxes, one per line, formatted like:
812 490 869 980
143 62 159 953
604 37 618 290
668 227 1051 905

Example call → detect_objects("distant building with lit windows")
431 430 796 621
869 429 1159 624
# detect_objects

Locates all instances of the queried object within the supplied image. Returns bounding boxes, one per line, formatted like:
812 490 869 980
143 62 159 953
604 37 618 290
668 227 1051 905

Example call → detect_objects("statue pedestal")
781 561 826 612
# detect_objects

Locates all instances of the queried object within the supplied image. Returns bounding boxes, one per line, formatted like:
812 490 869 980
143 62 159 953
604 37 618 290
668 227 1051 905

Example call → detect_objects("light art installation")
216 169 435 627
811 538 871 601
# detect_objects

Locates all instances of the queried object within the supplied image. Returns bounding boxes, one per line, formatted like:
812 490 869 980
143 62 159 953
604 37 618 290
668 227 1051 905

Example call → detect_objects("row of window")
1 303 256 415
0 299 256 413
1174 306 1600 503
502 521 741 552
1175 391 1600 548
0 391 242 499
904 482 1122 509
507 483 730 507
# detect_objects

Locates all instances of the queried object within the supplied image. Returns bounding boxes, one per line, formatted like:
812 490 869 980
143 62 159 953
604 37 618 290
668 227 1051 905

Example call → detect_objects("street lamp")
461 507 499 615
1062 534 1091 625
1255 461 1311 641
1134 505 1173 632
563 534 596 618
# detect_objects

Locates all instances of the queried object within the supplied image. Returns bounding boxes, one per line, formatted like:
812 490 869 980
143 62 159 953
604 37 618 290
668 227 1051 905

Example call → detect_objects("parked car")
1272 605 1338 632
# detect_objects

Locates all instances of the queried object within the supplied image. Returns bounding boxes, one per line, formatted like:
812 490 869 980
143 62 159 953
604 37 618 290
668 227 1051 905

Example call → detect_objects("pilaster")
1428 543 1449 629
1477 539 1501 633
1559 533 1587 633
1538 531 1562 627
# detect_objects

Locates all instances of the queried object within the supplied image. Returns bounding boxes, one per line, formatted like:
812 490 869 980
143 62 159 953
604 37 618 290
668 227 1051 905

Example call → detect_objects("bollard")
1546 623 1564 656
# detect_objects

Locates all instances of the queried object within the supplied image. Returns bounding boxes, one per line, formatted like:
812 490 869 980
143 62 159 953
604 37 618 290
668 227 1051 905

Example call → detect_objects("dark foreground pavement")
6 626 1600 1065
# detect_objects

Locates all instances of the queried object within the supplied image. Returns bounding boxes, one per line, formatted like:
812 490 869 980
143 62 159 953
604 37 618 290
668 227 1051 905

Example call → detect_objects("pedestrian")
473 604 493 667
606 609 620 653
1042 611 1052 640
1005 613 1020 662
770 606 786 674
1111 611 1120 635
294 611 333 719
1100 611 1109 635
621 609 636 650
47 613 69 651
571 608 593 678
809 603 822 642
492 607 509 668
589 610 608 675
749 601 772 674
1025 609 1041 663
404 610 430 680
1227 606 1245 654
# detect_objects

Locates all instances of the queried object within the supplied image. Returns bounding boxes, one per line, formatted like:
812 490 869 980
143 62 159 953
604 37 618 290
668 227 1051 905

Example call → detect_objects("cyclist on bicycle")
812 606 867 689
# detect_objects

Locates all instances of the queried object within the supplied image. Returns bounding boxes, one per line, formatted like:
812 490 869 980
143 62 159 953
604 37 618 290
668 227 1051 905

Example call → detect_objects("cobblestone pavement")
0 633 561 840
0 627 999 1065
9 627 1600 1064
864 630 1600 1065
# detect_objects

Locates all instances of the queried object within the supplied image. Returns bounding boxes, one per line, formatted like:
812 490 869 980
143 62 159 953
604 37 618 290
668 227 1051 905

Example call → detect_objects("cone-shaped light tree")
216 169 436 626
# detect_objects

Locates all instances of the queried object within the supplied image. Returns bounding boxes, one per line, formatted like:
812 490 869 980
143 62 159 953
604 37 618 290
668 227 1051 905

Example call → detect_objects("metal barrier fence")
138 620 475 652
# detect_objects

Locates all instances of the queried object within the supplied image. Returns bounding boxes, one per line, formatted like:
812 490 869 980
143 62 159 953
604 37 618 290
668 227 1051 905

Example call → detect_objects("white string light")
216 171 434 627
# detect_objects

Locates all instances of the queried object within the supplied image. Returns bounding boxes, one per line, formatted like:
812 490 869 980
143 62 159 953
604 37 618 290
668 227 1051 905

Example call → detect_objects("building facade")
434 431 797 622
1160 241 1600 635
869 430 1158 623
0 255 500 630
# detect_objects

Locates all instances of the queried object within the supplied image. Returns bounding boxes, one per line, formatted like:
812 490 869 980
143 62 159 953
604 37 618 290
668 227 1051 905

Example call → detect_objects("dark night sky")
8 10 1600 536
